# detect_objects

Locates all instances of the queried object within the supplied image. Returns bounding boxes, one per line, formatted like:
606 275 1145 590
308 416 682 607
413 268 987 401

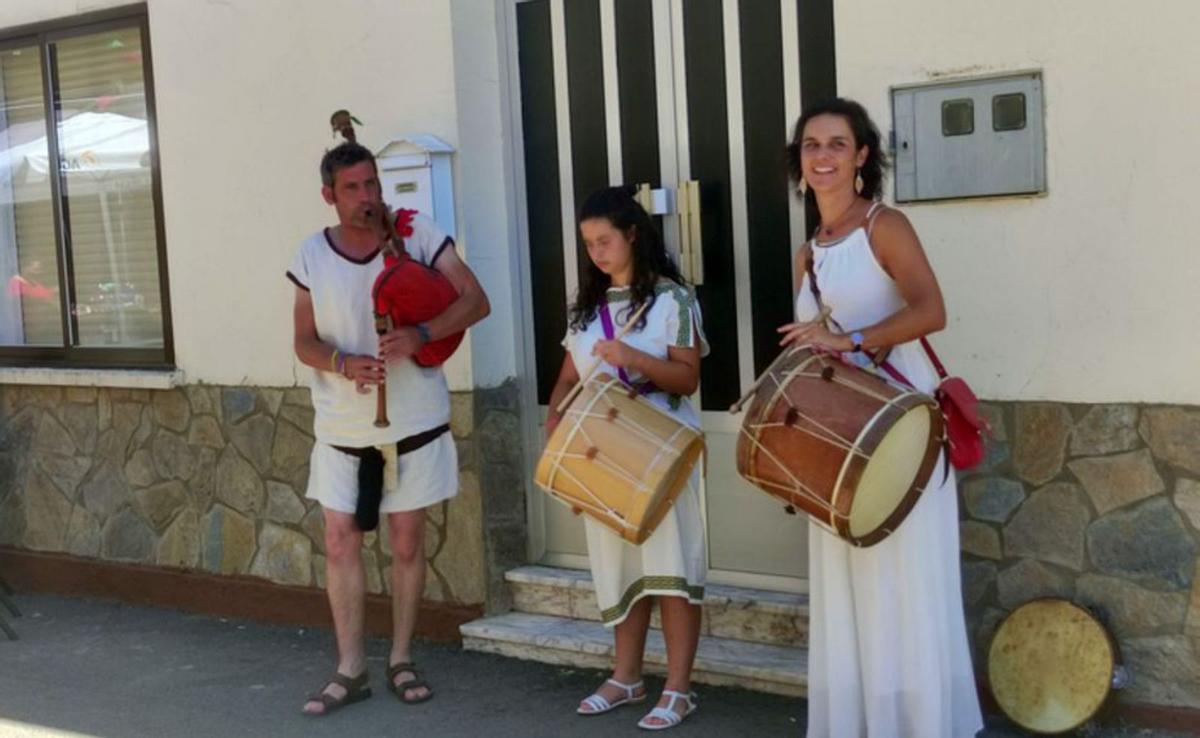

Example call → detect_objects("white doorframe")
498 0 549 565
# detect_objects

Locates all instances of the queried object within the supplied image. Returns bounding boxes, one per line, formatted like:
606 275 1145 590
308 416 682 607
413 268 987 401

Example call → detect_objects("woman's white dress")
795 215 984 738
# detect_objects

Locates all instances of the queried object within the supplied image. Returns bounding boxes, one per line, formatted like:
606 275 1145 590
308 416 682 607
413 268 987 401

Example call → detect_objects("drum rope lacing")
737 348 919 531
545 375 694 532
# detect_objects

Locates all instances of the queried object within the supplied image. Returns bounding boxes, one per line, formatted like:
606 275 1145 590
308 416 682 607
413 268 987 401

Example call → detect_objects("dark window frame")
0 4 174 370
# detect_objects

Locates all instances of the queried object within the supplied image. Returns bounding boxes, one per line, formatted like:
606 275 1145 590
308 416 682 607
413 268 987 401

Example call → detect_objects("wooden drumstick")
729 306 832 414
555 301 651 414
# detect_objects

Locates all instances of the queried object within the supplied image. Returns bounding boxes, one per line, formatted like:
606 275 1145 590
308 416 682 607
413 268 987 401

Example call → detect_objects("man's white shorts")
305 434 458 514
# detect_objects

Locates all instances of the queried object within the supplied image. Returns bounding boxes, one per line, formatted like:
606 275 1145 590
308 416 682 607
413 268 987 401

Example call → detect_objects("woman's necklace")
820 197 863 237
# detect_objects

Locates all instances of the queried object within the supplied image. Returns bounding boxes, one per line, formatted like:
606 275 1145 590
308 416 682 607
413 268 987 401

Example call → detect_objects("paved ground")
0 595 1191 737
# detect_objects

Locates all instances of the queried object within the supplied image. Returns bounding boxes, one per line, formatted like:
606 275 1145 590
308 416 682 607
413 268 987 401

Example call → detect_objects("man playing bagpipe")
287 141 489 715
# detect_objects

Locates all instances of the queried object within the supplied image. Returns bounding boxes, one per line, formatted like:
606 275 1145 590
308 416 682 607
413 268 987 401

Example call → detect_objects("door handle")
634 183 676 215
634 182 698 282
680 180 703 285
634 182 694 281
634 183 653 213
675 181 693 283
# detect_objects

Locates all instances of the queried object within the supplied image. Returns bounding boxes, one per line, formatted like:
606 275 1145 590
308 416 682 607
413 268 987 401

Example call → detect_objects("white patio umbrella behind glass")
0 111 157 347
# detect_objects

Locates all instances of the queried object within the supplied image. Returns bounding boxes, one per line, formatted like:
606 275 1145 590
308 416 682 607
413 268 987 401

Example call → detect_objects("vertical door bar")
739 0 792 377
563 0 611 286
680 0 739 412
798 0 838 231
599 0 623 186
721 0 756 398
781 0 805 291
517 0 569 404
615 0 663 188
548 0 580 301
656 0 682 259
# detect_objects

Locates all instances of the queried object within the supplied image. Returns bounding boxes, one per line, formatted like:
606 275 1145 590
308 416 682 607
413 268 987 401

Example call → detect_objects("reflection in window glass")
941 98 974 137
55 26 164 348
0 46 63 346
993 93 1027 132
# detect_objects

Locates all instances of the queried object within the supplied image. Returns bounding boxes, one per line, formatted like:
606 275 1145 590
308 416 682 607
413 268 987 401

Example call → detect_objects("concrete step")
460 611 807 698
506 565 808 648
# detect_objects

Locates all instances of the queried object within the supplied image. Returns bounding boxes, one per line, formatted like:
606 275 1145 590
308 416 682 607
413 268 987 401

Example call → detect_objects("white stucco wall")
449 0 523 388
1 0 487 389
8 1 1197 404
834 0 1200 404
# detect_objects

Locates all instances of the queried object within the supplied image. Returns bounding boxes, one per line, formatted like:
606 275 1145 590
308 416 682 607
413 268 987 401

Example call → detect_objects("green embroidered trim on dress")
604 282 695 348
601 575 705 625
603 283 696 412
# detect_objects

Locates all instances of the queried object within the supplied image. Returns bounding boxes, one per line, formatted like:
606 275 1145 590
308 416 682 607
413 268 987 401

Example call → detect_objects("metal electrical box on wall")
375 134 456 238
892 71 1045 202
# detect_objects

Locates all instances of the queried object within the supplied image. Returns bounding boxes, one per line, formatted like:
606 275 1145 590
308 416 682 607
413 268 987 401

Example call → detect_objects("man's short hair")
320 142 376 188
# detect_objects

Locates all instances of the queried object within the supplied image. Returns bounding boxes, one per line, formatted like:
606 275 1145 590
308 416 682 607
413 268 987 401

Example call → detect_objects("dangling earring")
798 177 808 195
854 169 864 195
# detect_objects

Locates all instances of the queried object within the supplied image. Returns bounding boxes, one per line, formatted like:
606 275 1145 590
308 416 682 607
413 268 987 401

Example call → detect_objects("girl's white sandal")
637 690 698 730
576 678 647 715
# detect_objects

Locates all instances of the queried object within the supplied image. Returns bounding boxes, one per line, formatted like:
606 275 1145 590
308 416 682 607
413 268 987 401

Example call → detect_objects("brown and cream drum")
732 345 944 546
536 373 705 545
989 598 1126 734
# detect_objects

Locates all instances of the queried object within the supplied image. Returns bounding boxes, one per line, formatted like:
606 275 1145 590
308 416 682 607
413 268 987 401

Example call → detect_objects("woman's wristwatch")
415 323 432 345
849 331 865 353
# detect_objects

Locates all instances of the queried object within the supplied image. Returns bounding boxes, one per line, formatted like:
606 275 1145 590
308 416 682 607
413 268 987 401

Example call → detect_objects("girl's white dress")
563 282 710 626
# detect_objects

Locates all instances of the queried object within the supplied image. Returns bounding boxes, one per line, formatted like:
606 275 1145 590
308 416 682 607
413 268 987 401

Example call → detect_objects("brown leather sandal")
302 671 372 716
387 662 434 704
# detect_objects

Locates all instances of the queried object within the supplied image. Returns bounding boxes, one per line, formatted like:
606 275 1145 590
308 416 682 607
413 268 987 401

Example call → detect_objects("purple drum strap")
599 300 659 396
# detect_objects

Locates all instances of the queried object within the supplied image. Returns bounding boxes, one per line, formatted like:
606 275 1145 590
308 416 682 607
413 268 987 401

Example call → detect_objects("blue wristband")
415 323 432 345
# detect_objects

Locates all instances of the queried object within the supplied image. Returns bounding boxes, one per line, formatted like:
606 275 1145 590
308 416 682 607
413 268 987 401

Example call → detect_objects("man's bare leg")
387 508 431 701
302 508 366 715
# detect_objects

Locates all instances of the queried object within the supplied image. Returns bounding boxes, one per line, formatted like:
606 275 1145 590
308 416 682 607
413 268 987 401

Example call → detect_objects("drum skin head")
988 599 1114 734
847 403 932 539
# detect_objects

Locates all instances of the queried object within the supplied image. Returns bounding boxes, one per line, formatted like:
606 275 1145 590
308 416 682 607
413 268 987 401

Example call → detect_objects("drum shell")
535 374 704 545
735 347 943 546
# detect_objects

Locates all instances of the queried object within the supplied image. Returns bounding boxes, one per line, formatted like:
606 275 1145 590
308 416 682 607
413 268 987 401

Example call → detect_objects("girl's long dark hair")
785 97 889 202
569 186 686 332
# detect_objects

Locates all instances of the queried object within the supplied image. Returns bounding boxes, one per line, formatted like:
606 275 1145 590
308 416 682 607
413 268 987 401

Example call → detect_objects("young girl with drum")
546 186 709 731
779 99 984 737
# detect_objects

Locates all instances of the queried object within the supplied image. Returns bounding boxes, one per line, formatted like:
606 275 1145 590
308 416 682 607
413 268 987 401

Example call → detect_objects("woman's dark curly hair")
568 186 686 332
785 97 889 202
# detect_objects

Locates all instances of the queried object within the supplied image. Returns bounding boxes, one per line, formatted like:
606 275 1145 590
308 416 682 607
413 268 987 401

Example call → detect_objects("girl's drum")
536 373 704 545
988 598 1124 734
733 345 943 546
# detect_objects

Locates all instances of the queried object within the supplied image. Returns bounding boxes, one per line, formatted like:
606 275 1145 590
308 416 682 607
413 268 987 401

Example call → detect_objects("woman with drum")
545 186 709 731
778 99 983 737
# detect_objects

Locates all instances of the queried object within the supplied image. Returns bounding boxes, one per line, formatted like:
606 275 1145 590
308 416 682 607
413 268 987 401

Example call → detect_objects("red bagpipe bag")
370 208 464 368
